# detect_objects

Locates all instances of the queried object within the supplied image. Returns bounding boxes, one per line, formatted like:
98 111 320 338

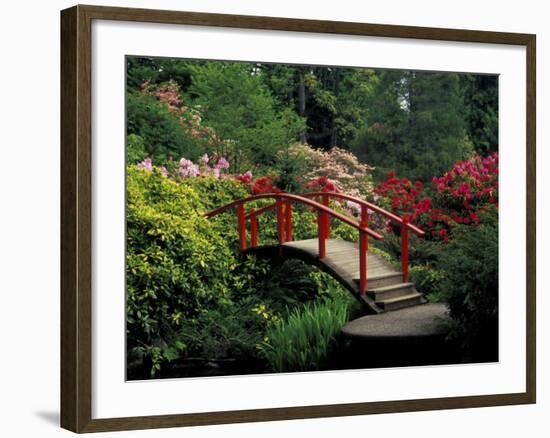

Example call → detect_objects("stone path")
341 303 451 340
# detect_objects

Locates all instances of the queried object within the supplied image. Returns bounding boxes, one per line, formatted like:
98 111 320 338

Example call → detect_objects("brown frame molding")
60 4 536 433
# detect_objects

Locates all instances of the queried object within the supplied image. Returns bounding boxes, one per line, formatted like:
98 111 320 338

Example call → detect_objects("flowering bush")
251 176 281 195
141 80 230 157
235 171 253 184
285 143 374 198
137 154 232 181
304 176 338 193
126 166 238 376
374 153 499 241
432 153 498 211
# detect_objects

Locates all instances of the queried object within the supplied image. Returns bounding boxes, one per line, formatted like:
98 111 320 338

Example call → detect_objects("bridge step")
368 282 416 301
354 272 403 290
376 292 425 312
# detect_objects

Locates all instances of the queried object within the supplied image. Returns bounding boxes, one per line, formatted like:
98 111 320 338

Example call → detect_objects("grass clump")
259 299 349 373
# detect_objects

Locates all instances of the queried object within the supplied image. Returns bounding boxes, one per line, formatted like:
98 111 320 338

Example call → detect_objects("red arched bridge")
206 192 426 314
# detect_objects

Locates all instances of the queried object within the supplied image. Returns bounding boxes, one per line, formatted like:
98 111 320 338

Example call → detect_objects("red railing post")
359 205 369 295
276 197 285 244
401 216 409 282
318 208 326 259
237 203 247 251
322 194 330 239
285 200 292 242
250 208 258 248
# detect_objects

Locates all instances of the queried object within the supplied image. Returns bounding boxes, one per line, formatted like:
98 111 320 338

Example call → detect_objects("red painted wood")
238 192 424 236
322 194 330 239
250 208 258 248
301 192 425 236
237 203 247 251
401 216 409 282
359 205 369 295
318 209 326 259
285 200 292 242
359 231 368 295
276 198 285 244
206 193 384 239
207 193 425 298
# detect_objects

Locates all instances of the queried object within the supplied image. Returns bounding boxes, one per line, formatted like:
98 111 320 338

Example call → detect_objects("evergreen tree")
461 74 498 154
352 70 470 181
186 62 304 172
260 64 375 149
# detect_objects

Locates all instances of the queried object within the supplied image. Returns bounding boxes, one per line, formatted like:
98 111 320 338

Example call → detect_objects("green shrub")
438 207 498 360
409 264 445 302
234 258 319 310
179 176 250 250
376 232 442 265
186 62 305 172
308 269 360 314
260 299 349 373
175 301 269 361
127 91 203 162
127 133 147 164
126 166 238 375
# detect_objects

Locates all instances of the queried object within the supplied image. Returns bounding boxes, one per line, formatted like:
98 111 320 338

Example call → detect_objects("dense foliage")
127 56 498 182
127 89 205 162
351 71 473 180
127 163 361 377
438 208 499 360
126 167 238 375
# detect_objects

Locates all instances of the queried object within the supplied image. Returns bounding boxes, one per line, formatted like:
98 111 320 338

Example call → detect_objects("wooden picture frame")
60 4 536 433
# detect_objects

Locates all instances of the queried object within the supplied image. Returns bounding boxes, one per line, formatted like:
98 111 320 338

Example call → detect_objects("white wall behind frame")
0 1 545 438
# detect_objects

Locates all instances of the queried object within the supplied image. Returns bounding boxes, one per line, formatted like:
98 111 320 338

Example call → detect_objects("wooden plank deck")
282 238 400 282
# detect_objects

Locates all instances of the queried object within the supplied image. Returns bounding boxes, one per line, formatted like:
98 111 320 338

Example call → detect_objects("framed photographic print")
60 4 536 433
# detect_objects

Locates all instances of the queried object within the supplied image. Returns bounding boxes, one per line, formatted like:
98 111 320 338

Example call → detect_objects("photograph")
125 56 499 380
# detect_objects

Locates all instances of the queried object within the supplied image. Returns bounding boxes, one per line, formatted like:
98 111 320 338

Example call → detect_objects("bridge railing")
300 192 425 285
205 192 423 295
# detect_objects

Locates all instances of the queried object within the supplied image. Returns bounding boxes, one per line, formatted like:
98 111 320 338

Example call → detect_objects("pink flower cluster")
136 155 231 180
137 157 153 172
178 158 200 178
432 152 498 209
304 176 338 193
142 80 227 152
286 143 374 197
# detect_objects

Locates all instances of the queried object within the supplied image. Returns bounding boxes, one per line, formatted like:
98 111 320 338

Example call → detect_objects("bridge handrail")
205 191 423 295
300 191 425 236
205 192 383 239
242 192 424 237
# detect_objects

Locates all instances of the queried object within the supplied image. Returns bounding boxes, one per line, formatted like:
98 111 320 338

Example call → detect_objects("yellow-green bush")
126 167 238 375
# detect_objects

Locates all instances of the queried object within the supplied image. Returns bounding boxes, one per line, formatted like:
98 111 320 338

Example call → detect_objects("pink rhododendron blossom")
375 152 498 242
178 158 200 177
201 153 210 164
235 171 253 184
216 157 230 169
346 200 361 212
159 166 169 177
137 158 153 172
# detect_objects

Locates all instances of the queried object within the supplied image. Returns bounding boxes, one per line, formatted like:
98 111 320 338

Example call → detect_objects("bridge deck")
282 238 399 281
283 239 399 280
